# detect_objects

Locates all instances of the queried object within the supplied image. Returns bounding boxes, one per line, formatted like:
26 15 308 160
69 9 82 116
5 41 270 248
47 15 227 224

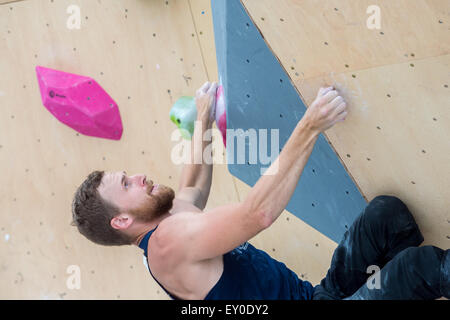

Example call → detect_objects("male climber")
72 82 449 300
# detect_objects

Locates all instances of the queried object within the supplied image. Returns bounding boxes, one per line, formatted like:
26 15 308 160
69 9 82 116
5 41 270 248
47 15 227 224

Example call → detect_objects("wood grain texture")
0 0 335 299
0 0 239 299
297 55 450 247
242 0 450 247
7 0 441 299
243 0 449 79
189 0 219 81
0 1 23 5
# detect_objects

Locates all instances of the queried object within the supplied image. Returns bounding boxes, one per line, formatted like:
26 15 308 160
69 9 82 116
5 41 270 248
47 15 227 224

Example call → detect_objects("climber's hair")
71 170 132 246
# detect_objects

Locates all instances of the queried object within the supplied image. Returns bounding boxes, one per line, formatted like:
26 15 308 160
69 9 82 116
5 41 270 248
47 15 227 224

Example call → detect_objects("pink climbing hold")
35 66 123 140
215 84 227 146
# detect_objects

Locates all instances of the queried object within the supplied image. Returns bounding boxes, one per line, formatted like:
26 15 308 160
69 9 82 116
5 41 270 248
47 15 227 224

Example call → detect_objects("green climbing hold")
169 96 197 139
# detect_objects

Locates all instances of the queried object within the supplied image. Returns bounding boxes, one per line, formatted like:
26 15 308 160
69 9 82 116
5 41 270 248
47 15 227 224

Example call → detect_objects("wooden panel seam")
188 0 211 81
239 0 368 202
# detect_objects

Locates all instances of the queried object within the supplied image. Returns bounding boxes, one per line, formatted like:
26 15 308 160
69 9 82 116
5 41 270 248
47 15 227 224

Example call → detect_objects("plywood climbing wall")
0 0 337 299
0 0 241 299
242 0 450 247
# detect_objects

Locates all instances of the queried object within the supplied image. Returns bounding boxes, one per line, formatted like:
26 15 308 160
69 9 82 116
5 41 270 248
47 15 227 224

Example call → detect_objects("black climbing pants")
313 195 449 300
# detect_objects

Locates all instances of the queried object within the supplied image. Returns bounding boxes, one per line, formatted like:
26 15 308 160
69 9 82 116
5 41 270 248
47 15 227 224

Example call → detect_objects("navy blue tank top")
138 226 314 300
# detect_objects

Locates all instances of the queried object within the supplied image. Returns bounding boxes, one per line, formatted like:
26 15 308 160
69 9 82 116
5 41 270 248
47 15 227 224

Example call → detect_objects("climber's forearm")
178 117 213 205
244 119 319 227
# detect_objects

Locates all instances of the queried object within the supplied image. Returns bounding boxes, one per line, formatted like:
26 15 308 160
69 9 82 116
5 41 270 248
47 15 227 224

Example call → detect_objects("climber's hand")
302 86 348 133
195 81 218 125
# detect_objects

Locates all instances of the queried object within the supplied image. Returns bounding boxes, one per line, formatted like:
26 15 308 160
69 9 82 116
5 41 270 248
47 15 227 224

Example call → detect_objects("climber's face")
98 171 175 223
